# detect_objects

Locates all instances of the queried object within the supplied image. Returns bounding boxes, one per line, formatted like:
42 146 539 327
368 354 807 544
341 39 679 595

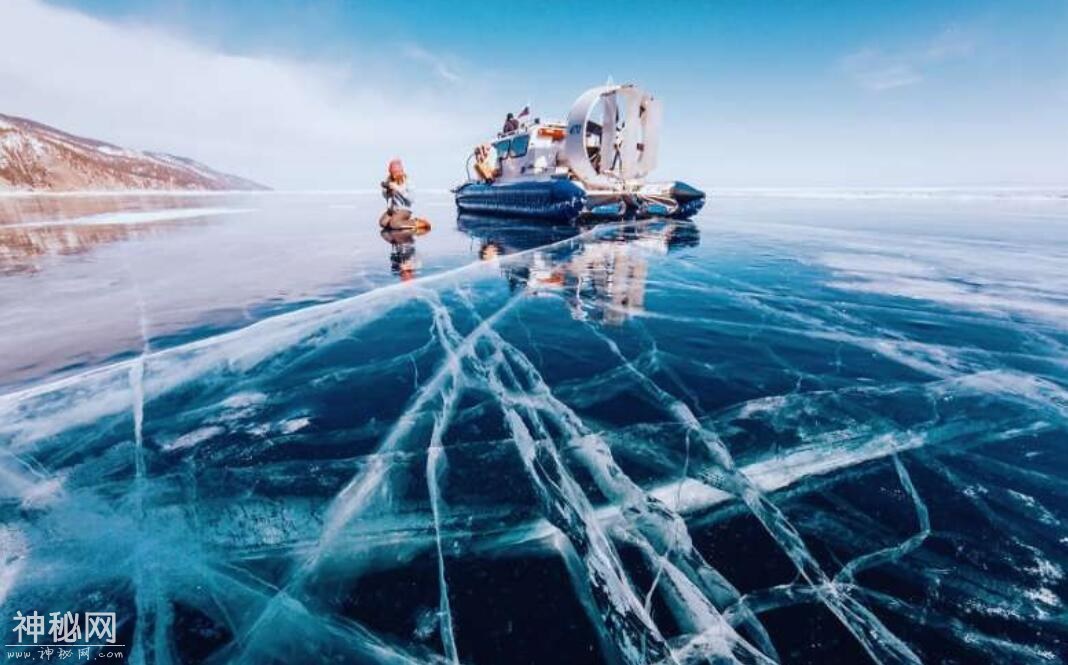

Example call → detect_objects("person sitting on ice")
379 158 429 231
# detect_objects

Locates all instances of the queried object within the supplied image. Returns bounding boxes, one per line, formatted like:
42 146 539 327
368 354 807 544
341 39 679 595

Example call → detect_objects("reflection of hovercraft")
457 213 700 259
457 214 585 256
455 84 705 222
609 218 701 253
458 213 700 324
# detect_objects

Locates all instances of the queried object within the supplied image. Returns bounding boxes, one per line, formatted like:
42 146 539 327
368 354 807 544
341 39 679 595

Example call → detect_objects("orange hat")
388 158 405 177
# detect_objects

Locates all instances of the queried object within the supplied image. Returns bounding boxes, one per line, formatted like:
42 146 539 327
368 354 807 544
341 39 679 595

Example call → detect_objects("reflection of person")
381 227 429 282
478 242 501 261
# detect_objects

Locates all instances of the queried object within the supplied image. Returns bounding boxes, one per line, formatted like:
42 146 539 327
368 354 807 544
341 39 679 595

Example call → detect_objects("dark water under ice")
1 191 1066 664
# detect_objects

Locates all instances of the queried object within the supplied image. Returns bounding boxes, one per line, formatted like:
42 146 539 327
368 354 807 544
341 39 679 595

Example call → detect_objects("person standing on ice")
378 158 429 231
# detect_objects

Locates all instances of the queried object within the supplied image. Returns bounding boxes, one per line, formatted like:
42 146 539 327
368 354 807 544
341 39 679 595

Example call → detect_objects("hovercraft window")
494 140 511 160
509 134 530 158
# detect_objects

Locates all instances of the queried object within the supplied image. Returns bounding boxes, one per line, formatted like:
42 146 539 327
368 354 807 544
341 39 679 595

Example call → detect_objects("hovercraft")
454 84 705 222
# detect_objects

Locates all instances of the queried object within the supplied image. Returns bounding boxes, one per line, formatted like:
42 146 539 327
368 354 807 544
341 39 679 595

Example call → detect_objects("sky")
2 0 1066 189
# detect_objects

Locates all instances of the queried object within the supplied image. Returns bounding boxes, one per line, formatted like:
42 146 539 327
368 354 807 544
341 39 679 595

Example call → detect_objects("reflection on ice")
460 215 699 324
381 226 431 282
1 196 1067 663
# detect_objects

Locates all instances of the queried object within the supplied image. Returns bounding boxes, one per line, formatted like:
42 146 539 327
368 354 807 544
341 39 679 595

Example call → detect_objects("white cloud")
839 50 922 91
840 26 976 92
923 26 976 60
0 0 495 188
402 44 462 84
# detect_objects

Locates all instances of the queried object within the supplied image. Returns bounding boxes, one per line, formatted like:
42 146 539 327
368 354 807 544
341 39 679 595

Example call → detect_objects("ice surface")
5 207 256 230
1 193 1066 663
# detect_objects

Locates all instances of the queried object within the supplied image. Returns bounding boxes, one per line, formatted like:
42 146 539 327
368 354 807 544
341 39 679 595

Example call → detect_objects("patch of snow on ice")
736 394 788 419
163 425 225 452
1025 587 1060 608
1025 557 1064 583
221 392 268 409
820 245 1068 328
278 417 311 434
0 526 28 604
20 477 64 509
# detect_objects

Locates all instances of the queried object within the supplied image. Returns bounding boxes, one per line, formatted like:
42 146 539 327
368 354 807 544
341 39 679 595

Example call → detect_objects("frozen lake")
1 191 1066 663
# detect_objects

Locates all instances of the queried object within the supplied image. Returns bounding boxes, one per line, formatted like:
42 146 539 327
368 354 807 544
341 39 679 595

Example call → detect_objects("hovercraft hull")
454 180 704 222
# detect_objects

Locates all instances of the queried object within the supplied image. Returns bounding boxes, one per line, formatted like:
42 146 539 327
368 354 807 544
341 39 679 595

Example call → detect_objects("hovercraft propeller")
563 84 662 189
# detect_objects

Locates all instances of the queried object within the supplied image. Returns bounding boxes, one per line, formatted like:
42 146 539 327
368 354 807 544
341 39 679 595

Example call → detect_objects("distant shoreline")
1 187 1064 201
709 187 1068 201
0 189 380 197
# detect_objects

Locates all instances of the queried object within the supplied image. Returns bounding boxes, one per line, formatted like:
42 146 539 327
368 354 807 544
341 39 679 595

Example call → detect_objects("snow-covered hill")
0 113 267 191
